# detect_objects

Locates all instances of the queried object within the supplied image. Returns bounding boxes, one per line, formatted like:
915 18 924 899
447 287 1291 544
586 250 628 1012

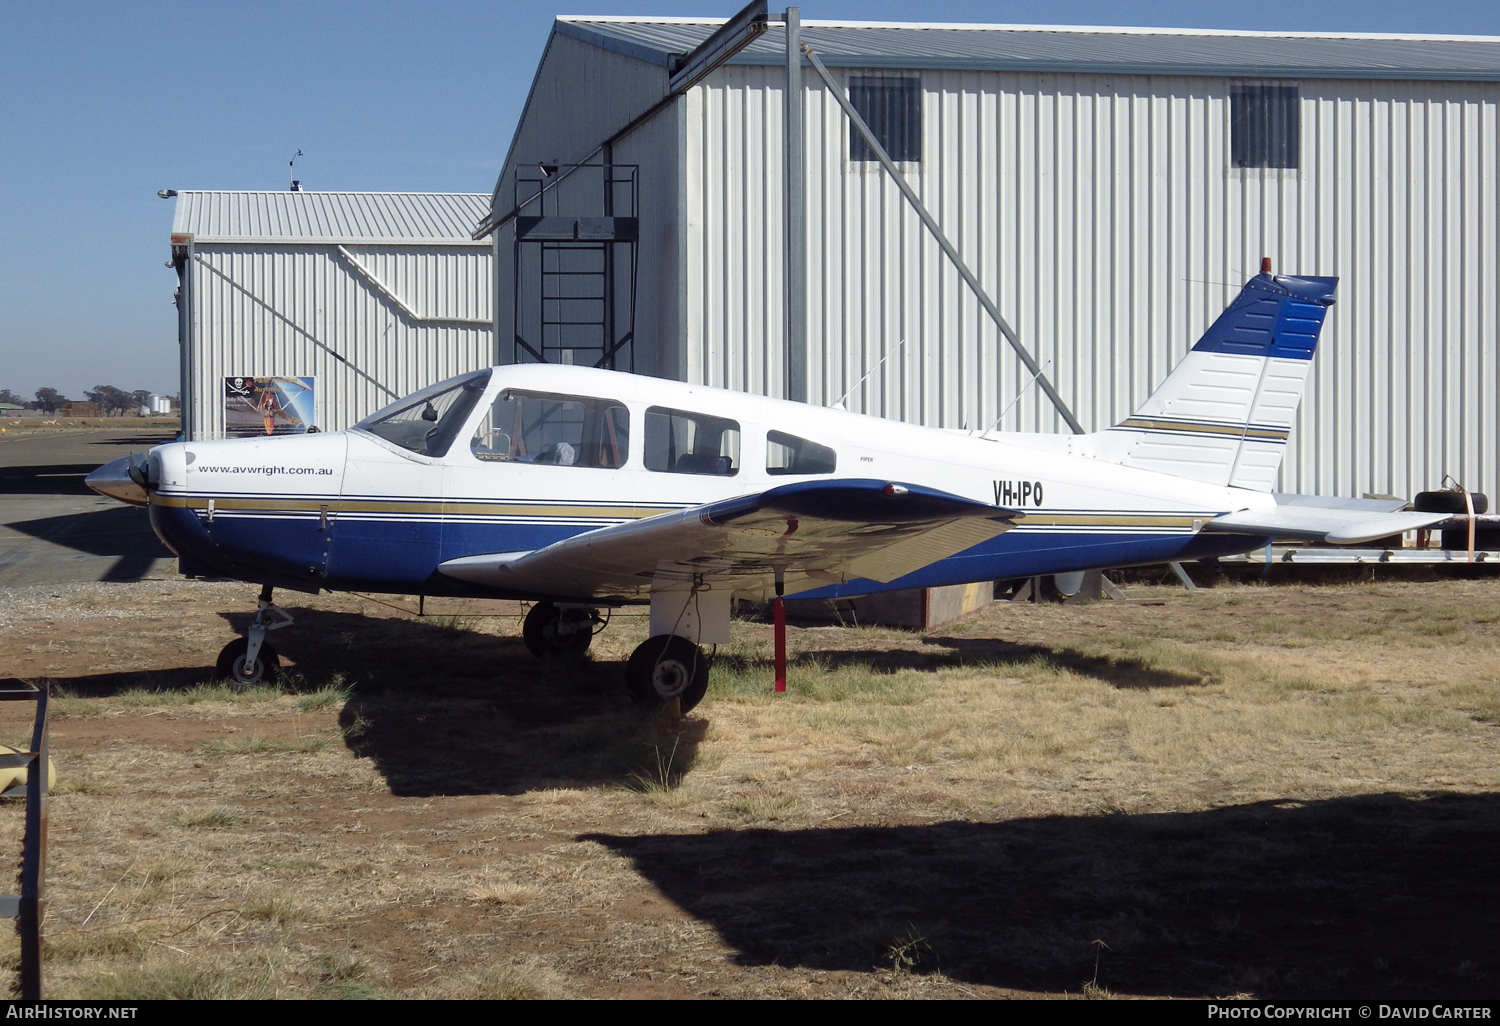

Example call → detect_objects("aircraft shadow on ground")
221 607 701 799
789 637 1211 690
6 505 171 582
21 604 700 798
587 791 1500 999
0 463 103 496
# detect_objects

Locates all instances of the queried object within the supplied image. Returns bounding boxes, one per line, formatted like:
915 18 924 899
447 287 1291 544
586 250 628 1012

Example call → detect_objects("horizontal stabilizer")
439 479 1017 602
1204 498 1447 545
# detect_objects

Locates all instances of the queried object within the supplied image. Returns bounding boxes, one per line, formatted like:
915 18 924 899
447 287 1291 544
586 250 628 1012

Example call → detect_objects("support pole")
1168 561 1198 590
784 9 807 402
801 45 1085 434
773 571 787 693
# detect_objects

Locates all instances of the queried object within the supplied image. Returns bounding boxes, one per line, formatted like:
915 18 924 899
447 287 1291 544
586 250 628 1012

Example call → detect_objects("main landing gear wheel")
625 635 709 714
215 637 281 686
523 601 595 659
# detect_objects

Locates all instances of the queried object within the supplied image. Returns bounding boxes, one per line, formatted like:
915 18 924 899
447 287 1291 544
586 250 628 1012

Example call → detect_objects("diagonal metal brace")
801 45 1085 435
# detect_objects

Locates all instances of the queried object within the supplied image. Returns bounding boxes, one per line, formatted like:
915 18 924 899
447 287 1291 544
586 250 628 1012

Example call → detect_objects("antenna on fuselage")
832 337 905 409
980 358 1053 439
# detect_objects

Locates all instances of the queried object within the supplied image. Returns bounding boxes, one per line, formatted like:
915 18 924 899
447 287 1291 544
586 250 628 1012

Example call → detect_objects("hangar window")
644 407 740 476
471 390 629 469
355 370 489 458
766 431 837 475
1231 84 1300 169
849 76 922 163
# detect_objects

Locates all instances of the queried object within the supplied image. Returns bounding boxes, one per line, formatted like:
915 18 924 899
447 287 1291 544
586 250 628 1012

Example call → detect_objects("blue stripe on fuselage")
152 504 1269 600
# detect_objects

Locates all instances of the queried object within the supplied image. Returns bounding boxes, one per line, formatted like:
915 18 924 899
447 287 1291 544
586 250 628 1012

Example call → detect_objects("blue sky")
4 0 1500 400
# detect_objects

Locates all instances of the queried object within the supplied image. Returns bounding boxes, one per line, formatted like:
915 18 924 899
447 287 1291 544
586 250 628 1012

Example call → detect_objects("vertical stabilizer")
1094 272 1337 490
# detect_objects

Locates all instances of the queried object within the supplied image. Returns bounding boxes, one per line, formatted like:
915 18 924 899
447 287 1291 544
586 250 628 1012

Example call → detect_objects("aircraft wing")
438 479 1018 601
1203 494 1448 545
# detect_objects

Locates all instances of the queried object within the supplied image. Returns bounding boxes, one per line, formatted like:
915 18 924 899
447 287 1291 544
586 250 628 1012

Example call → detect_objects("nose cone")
85 454 150 506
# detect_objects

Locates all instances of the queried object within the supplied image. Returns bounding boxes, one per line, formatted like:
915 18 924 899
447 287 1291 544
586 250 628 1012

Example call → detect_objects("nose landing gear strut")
215 585 294 686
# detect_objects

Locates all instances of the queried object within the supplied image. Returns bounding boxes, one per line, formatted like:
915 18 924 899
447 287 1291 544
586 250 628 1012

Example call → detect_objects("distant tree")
0 388 23 407
131 389 153 413
34 387 64 414
85 385 133 417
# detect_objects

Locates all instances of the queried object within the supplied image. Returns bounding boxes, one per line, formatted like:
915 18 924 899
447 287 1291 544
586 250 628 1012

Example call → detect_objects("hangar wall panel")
184 244 492 440
682 67 1500 500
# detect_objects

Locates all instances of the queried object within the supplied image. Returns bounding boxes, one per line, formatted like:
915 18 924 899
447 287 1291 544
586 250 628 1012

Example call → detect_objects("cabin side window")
644 407 740 476
471 390 629 469
765 431 837 475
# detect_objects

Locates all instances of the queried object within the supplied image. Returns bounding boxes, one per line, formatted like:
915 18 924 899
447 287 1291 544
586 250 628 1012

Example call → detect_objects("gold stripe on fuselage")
1116 417 1289 441
1018 513 1202 529
153 493 669 520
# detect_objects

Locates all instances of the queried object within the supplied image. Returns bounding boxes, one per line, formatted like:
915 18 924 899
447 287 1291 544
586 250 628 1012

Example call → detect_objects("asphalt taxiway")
0 426 177 587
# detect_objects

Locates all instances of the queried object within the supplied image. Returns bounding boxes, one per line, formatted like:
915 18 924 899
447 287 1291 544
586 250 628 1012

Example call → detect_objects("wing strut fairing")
438 479 1018 602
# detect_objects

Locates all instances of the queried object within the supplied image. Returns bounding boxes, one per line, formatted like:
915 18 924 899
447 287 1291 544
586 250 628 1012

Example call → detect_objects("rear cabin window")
644 407 740 476
471 390 629 469
766 431 837 475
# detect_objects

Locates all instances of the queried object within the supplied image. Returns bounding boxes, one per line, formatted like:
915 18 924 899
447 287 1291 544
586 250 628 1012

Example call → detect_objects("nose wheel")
216 637 281 686
215 585 293 686
523 601 598 659
625 635 709 713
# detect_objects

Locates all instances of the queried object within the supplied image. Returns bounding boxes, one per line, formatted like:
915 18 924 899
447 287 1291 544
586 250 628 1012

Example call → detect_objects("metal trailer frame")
0 685 50 999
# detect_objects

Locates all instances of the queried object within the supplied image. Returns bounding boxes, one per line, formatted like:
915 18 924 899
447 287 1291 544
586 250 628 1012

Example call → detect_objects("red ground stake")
773 596 786 693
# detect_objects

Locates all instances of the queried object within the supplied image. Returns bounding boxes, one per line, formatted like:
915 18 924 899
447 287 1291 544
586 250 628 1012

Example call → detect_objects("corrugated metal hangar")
169 191 493 440
483 9 1500 502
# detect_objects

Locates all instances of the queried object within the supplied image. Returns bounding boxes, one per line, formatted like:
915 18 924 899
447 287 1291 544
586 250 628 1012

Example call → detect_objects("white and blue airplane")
89 271 1445 711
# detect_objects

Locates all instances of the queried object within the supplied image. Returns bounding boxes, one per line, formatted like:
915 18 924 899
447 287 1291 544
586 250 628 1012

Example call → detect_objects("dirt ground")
0 574 1497 999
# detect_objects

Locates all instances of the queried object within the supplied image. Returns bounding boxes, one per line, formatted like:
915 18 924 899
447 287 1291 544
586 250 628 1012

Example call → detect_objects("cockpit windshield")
353 370 491 457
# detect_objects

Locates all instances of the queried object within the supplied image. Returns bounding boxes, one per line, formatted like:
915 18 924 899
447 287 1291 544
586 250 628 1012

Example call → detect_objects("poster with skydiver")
224 377 316 437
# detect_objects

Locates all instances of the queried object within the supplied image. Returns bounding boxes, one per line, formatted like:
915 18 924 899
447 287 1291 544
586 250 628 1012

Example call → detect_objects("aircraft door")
442 387 636 581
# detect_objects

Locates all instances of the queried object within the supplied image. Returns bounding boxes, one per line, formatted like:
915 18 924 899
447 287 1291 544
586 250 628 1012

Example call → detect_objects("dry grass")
0 575 1496 998
418 956 569 999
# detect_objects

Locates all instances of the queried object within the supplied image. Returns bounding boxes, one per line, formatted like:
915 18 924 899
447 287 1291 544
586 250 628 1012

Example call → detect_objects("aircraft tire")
523 601 593 659
215 638 281 687
1414 490 1489 515
625 635 709 714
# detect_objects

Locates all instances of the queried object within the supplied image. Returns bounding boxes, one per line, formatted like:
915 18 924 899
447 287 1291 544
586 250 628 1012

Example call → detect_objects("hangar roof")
170 191 491 245
557 16 1500 81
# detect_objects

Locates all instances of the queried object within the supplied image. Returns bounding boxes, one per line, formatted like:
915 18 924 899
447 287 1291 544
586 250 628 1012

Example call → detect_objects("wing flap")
439 479 1016 600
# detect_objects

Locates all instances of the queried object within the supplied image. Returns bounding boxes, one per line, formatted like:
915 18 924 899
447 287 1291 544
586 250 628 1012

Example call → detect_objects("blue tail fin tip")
1190 273 1338 361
